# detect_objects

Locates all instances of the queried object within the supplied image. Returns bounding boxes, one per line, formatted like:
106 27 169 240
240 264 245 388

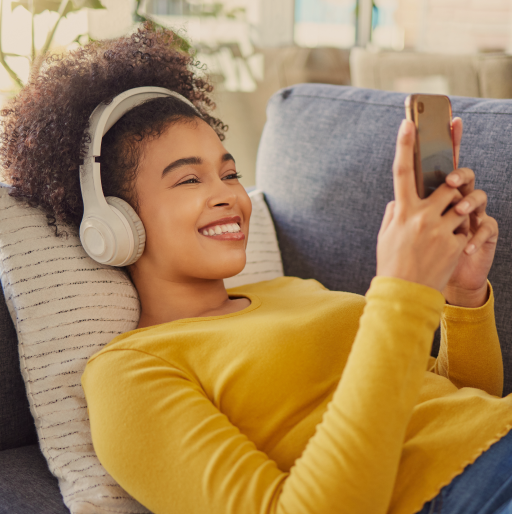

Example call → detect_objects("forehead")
146 119 225 156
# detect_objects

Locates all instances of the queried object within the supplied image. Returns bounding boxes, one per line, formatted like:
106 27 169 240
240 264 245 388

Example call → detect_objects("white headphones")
79 86 201 266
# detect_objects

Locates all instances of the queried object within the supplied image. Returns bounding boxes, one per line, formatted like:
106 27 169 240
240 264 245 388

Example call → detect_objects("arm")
430 281 503 396
81 277 445 514
380 118 500 396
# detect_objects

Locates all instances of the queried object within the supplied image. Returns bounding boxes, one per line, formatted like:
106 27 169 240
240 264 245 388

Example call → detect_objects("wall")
395 0 512 53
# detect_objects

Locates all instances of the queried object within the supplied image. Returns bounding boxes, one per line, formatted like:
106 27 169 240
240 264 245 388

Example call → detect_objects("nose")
206 177 238 208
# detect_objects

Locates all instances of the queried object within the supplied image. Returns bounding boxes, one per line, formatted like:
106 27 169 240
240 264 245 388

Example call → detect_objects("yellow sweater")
81 276 512 514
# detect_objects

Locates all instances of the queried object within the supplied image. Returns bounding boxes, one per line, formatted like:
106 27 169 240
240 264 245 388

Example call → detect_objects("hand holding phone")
376 117 499 307
376 120 468 293
405 94 455 199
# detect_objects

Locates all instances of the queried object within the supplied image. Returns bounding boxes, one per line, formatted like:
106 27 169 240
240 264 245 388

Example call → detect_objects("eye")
177 177 200 186
223 173 243 180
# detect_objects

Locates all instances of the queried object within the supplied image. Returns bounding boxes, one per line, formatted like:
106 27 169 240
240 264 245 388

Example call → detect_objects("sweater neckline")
130 291 262 335
172 292 261 324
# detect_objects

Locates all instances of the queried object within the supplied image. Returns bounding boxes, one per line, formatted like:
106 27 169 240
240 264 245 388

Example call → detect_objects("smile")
198 215 245 241
201 223 240 236
200 223 245 241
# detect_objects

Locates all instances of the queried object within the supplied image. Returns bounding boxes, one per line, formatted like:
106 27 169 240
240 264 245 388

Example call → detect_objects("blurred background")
1 0 512 186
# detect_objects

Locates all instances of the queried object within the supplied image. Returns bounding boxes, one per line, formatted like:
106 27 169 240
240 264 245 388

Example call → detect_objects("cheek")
140 190 203 244
244 195 253 219
240 195 252 249
241 192 252 224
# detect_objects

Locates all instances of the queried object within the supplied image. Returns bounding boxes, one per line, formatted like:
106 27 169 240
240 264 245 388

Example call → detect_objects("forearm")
434 281 503 396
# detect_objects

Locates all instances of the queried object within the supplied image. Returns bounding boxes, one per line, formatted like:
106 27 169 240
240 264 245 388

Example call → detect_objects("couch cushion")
256 83 512 395
0 281 37 451
0 444 70 514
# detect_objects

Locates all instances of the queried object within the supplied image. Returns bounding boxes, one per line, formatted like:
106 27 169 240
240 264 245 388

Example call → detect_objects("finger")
379 201 395 236
392 120 419 208
454 215 470 238
455 231 470 256
465 216 499 255
427 183 463 215
445 167 475 196
455 231 470 250
453 188 487 217
441 207 470 235
452 117 463 169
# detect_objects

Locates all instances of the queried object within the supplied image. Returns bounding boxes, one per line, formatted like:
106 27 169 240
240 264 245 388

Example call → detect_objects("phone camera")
418 102 425 113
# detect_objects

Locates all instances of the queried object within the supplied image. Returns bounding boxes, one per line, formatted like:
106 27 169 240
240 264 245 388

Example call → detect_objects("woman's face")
130 118 252 282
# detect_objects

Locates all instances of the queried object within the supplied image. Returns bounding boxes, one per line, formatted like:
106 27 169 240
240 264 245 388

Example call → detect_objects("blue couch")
2 83 512 513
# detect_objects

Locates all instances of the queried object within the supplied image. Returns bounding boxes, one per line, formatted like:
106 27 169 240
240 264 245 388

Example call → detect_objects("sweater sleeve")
81 276 445 514
430 281 503 397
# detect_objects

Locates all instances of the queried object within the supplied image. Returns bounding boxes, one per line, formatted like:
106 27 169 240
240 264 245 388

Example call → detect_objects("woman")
2 22 511 514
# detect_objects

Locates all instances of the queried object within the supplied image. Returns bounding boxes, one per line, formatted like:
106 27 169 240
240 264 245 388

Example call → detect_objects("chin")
207 259 246 280
221 268 245 280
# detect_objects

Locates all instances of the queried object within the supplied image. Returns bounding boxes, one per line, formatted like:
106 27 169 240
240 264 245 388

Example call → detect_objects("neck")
130 267 233 328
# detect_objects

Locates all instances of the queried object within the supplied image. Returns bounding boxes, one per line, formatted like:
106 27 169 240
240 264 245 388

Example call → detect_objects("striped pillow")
0 184 282 514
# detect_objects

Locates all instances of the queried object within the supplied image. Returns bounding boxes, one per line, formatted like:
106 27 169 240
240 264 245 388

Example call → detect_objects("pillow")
0 184 283 514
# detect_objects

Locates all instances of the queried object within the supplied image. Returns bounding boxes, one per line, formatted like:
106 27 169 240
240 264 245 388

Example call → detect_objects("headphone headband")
79 86 200 266
84 87 201 159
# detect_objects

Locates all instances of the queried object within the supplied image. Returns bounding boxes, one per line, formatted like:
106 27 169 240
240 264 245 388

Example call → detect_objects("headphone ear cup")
105 196 146 265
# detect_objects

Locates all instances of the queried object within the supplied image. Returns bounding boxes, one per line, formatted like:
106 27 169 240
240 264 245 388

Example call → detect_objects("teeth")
202 222 240 236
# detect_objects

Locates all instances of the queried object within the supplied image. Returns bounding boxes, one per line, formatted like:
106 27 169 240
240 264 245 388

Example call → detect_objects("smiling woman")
4 15 512 514
0 20 254 326
126 117 252 328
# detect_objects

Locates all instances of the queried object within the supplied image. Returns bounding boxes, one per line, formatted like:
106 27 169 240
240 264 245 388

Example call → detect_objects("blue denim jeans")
415 429 512 514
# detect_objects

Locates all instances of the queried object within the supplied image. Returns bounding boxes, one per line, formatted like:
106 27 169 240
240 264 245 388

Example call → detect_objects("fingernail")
465 244 476 255
450 175 461 185
458 201 470 213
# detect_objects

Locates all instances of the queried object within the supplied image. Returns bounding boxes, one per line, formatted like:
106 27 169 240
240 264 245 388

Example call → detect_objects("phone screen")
405 94 455 199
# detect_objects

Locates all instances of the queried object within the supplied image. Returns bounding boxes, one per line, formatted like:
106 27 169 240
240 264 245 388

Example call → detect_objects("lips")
198 215 241 232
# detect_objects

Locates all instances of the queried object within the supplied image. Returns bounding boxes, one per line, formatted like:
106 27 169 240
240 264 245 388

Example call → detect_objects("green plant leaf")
11 0 105 16
72 0 105 8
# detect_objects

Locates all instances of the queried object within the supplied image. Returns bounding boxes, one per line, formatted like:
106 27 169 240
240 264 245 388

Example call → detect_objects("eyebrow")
223 153 235 164
161 157 201 178
161 153 236 178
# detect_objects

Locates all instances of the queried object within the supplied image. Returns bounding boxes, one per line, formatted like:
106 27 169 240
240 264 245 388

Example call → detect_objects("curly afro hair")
0 21 228 235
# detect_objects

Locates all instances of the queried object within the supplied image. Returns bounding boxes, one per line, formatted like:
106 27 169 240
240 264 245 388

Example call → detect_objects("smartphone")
404 94 455 199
